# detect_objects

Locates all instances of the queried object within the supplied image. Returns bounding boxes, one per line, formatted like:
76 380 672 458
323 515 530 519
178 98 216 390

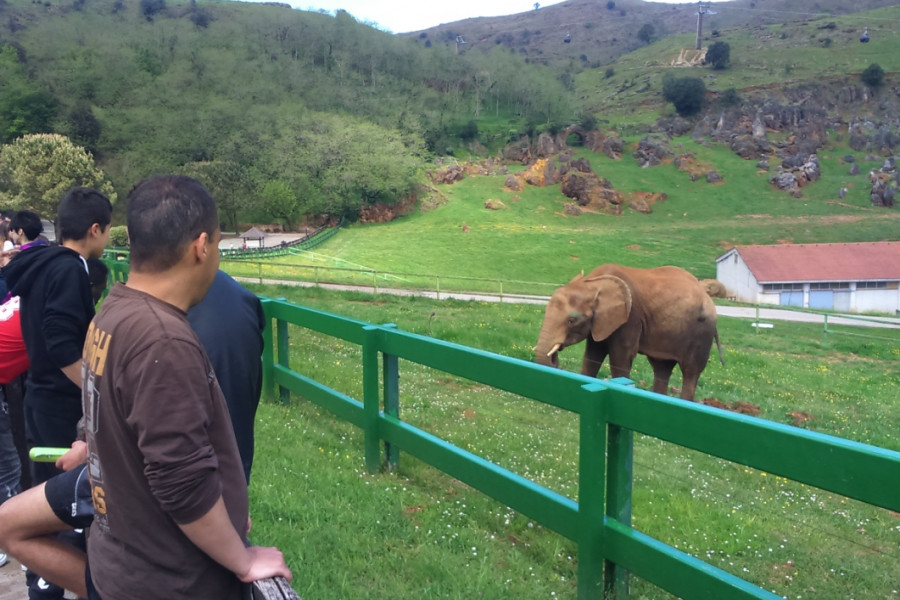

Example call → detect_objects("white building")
716 242 900 314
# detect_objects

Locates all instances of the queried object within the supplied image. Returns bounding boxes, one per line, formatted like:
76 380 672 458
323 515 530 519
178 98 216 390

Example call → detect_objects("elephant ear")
586 275 632 342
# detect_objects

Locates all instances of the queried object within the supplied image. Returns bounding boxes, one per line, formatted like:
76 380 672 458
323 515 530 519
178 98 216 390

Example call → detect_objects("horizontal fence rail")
259 297 900 600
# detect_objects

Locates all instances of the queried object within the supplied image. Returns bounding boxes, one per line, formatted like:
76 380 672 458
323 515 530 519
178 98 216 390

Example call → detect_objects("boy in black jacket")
1 188 111 486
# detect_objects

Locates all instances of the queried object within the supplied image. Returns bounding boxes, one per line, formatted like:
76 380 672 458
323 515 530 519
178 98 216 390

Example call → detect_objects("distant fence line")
221 221 341 259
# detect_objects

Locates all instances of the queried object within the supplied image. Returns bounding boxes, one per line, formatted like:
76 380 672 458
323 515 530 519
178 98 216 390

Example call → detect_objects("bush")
705 41 730 70
720 88 740 107
637 23 654 45
861 63 884 88
140 0 165 20
108 225 129 247
604 67 615 79
662 75 706 117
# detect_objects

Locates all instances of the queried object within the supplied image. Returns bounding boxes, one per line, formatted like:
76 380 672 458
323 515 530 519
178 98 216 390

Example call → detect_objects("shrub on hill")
705 41 730 70
662 75 706 117
861 63 884 87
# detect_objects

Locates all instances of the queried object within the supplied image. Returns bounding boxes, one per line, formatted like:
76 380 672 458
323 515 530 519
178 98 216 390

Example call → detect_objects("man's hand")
236 546 292 583
55 440 88 471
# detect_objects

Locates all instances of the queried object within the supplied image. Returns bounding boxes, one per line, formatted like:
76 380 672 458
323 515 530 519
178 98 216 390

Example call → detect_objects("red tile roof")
727 242 900 282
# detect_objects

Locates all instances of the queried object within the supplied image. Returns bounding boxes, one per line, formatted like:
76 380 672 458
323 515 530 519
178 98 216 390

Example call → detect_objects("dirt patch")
789 411 815 427
700 398 762 416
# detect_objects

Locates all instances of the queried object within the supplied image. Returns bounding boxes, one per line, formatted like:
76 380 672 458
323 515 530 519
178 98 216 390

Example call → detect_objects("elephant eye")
568 315 580 324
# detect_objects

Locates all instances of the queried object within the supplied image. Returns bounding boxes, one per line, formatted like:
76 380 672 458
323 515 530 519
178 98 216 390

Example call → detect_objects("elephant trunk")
535 325 562 368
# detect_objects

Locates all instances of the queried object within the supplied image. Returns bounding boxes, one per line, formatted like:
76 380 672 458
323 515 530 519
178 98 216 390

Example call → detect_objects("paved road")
236 277 900 330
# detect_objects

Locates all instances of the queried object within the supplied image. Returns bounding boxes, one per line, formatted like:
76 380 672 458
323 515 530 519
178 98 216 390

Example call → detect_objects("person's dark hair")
10 210 44 242
127 175 218 272
86 257 110 304
56 187 113 243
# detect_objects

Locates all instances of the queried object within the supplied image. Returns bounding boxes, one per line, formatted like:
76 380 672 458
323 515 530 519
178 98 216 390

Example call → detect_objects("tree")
705 41 730 70
140 0 166 20
258 180 302 232
637 23 655 45
0 134 117 219
181 160 256 232
0 45 57 144
662 75 706 117
861 63 884 88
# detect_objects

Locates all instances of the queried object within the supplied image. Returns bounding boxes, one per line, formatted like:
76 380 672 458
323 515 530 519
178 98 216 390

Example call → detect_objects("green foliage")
238 284 900 600
720 87 740 107
259 180 301 232
705 40 730 70
0 45 57 144
108 225 128 247
0 134 117 219
861 62 884 87
662 74 706 116
180 160 257 232
606 0 615 9
637 23 655 44
140 0 166 20
604 67 615 79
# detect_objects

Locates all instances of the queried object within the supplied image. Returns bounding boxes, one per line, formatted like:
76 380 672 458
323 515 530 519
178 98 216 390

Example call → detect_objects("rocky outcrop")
633 134 673 168
869 169 897 207
427 164 464 184
769 154 820 197
585 131 624 160
561 171 623 209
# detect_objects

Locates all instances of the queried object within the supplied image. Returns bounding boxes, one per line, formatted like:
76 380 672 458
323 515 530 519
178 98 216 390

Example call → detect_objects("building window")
858 281 889 289
762 283 804 291
810 282 851 290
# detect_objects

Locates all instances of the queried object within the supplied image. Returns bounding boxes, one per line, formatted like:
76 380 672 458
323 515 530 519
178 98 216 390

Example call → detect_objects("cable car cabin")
860 28 870 43
564 32 571 43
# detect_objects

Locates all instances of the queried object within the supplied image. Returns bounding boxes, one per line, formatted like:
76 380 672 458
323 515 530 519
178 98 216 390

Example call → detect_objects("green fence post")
362 325 382 474
261 302 275 403
579 382 609 599
382 324 399 472
277 318 290 405
605 378 635 600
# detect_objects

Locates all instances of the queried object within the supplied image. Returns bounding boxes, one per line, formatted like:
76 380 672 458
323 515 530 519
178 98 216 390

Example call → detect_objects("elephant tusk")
546 343 561 357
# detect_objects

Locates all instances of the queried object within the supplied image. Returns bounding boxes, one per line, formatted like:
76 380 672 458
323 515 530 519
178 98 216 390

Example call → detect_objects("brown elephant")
535 264 723 401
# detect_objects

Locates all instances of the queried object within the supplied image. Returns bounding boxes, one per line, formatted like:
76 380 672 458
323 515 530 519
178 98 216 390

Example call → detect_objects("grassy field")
224 132 899 296
242 284 900 600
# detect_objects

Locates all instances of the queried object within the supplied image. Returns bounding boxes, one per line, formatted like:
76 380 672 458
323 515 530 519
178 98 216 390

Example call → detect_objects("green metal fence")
260 297 900 600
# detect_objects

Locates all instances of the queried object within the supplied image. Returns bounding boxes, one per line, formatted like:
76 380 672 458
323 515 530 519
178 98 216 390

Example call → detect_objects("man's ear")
191 232 211 263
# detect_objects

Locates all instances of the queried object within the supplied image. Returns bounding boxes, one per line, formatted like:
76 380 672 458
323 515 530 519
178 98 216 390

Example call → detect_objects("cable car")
564 32 571 43
860 27 870 43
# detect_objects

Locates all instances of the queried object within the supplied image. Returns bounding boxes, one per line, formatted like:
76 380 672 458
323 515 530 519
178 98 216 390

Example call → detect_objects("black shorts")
43 463 94 530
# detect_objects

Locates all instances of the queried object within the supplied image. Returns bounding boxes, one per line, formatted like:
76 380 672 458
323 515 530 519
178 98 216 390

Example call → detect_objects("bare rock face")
584 131 624 160
484 199 507 210
503 138 532 164
633 135 673 168
505 174 523 191
869 169 896 207
769 154 820 197
427 164 464 184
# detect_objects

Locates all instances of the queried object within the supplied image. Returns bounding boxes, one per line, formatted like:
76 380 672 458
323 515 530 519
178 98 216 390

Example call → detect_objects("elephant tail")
714 330 725 366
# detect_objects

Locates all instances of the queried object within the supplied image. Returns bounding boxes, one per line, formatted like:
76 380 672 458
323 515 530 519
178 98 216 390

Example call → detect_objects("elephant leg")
606 347 635 380
679 366 702 402
647 357 677 396
581 337 608 377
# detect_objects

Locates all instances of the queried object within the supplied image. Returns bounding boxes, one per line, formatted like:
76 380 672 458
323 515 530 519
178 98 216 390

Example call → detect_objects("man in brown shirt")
82 175 290 599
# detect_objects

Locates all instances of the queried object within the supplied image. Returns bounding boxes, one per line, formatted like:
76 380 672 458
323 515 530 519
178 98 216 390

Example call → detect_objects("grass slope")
269 133 898 289
243 284 900 600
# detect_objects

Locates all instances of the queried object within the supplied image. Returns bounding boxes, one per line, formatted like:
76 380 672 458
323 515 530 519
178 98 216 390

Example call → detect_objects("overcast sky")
252 0 725 34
